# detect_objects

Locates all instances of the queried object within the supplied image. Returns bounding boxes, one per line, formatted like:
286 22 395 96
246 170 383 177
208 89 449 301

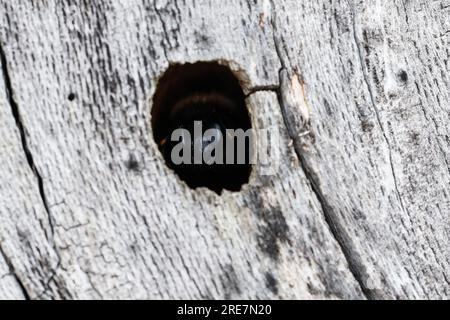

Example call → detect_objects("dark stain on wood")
265 272 279 295
397 70 408 84
249 191 291 261
125 154 140 172
220 264 241 299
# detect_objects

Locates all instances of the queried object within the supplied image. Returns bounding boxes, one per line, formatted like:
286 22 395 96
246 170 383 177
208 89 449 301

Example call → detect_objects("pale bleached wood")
271 0 450 298
0 0 448 300
0 50 60 300
0 0 363 299
0 243 24 299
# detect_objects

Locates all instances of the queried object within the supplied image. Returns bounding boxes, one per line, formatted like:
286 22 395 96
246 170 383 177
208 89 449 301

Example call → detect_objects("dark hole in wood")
397 70 408 83
68 93 76 101
125 154 140 172
151 61 252 194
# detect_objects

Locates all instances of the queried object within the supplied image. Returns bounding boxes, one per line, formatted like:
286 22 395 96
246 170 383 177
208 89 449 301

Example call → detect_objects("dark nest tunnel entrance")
151 61 253 194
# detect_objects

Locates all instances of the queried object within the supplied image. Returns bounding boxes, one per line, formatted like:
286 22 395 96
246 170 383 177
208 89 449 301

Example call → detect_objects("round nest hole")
151 61 253 194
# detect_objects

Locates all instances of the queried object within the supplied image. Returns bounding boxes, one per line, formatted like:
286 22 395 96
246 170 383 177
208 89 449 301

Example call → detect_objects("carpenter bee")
158 91 252 193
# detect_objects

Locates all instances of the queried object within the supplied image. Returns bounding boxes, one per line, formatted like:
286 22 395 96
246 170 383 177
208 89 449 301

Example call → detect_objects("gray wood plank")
0 44 60 300
0 0 363 299
0 0 448 299
271 0 449 298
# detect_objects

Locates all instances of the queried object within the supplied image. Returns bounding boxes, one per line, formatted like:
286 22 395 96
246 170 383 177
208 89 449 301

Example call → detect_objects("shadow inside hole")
151 61 252 194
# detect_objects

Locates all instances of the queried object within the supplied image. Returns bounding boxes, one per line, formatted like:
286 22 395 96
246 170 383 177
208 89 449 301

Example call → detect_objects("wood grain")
0 0 448 299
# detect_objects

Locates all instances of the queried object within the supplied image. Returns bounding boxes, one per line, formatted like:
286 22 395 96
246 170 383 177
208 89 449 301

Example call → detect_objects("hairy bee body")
159 92 251 193
152 62 252 194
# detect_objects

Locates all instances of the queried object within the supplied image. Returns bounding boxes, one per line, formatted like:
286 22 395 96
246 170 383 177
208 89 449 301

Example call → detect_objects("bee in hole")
158 92 251 193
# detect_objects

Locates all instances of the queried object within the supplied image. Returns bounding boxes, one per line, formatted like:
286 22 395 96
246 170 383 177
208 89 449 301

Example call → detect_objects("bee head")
152 62 252 194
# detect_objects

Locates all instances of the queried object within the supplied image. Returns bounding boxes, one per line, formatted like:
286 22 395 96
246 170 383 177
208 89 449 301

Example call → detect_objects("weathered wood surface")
0 0 448 299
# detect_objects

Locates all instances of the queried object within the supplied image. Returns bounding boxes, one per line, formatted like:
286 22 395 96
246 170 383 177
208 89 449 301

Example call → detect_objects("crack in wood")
0 44 55 239
245 85 279 98
0 43 63 299
152 2 170 62
269 0 371 300
274 74 373 300
348 2 410 219
0 0 446 300
0 243 30 299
